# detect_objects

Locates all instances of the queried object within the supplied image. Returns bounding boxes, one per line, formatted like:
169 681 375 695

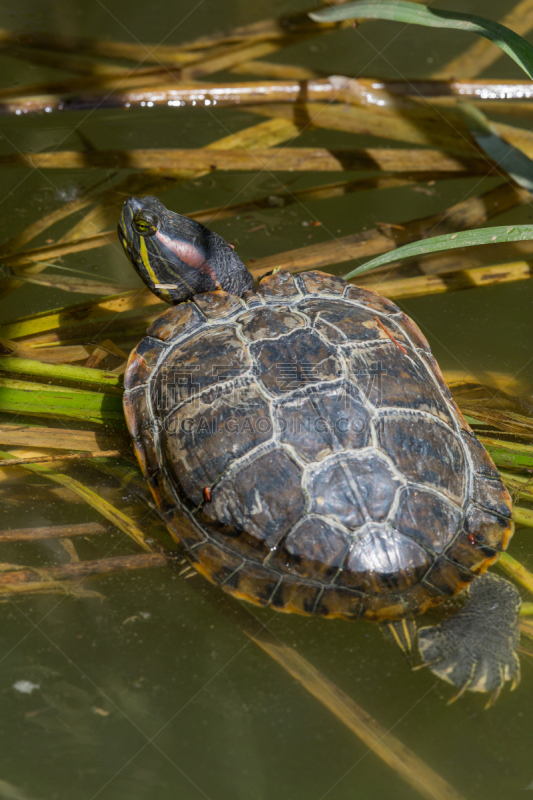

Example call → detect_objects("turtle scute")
339 523 432 595
146 301 204 342
299 271 346 296
257 270 301 299
276 384 370 462
375 412 466 503
344 284 400 315
252 328 340 396
124 267 514 628
192 289 243 320
301 298 410 346
164 381 272 506
392 486 462 553
307 451 401 527
239 306 304 341
202 448 306 555
270 516 351 582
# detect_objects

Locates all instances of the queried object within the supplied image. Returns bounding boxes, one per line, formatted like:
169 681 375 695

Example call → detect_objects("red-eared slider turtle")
119 196 520 706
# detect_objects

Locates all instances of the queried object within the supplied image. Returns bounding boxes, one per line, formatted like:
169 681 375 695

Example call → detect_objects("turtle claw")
417 573 521 707
510 665 521 692
446 667 475 706
382 619 417 665
484 676 504 710
411 656 440 672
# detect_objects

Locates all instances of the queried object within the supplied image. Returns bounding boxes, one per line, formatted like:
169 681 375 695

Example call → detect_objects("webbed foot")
417 572 521 707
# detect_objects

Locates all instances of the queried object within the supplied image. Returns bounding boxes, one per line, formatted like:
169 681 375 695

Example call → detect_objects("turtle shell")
123 270 513 622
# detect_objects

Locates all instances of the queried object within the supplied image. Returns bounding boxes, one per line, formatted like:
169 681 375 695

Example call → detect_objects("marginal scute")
358 596 409 622
394 312 431 352
190 541 243 585
206 526 271 564
132 438 148 479
164 381 272 506
339 523 431 594
257 270 300 299
270 582 323 615
149 467 180 516
276 384 370 462
375 412 465 503
392 583 438 616
239 306 305 342
445 530 497 573
315 586 362 619
166 508 207 549
423 556 474 597
252 328 339 396
299 270 346 296
138 429 178 515
124 338 166 390
123 387 148 439
463 503 513 550
272 517 351 581
344 284 399 315
146 301 204 342
225 563 280 606
138 426 159 481
241 288 263 307
193 289 243 319
461 430 501 478
392 486 462 553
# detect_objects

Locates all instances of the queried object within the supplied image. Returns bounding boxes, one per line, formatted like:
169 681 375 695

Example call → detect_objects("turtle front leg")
417 572 521 707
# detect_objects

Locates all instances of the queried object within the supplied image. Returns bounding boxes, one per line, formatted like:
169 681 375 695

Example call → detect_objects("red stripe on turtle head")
155 230 221 288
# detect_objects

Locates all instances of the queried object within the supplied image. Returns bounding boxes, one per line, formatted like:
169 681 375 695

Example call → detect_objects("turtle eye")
133 216 157 236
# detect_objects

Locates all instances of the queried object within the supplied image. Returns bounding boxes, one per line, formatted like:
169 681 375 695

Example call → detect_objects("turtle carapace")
119 195 520 707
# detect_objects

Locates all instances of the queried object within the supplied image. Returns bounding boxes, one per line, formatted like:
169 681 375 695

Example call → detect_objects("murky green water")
0 1 533 798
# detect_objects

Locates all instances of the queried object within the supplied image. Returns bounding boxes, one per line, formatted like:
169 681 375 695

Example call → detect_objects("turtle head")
118 195 254 304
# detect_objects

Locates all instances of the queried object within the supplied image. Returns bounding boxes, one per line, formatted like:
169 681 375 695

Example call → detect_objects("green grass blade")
499 552 533 596
0 356 123 391
344 224 533 279
481 438 533 470
459 102 533 193
0 379 125 426
500 470 533 503
309 1 533 79
515 507 533 529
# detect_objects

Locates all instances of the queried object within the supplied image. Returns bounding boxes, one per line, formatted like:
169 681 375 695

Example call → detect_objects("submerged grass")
1 3 533 793
0 448 149 550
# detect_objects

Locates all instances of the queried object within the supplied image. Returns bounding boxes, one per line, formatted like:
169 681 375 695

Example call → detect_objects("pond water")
0 1 532 798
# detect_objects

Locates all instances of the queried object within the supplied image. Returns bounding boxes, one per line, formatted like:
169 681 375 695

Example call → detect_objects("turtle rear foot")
417 572 521 707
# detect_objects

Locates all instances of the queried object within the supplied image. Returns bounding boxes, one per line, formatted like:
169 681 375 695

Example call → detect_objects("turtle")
119 195 521 706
